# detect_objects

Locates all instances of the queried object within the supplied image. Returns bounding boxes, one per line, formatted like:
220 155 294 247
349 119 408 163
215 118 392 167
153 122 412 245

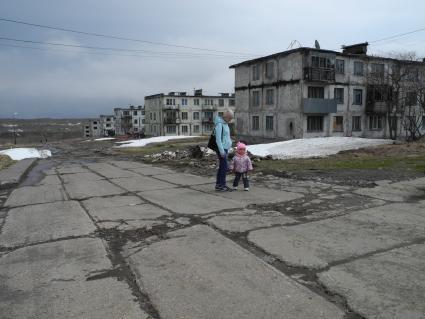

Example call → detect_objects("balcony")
164 118 180 124
302 98 337 114
304 67 335 83
201 105 217 111
163 105 180 110
366 101 387 114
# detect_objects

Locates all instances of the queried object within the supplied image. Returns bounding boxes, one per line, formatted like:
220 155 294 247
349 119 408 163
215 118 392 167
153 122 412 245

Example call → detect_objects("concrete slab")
4 185 67 207
85 203 170 221
86 163 138 178
82 195 145 211
354 177 425 202
193 183 303 205
61 172 104 183
248 203 425 269
37 174 62 186
208 210 296 233
112 176 176 192
0 158 37 189
126 225 343 319
129 166 175 176
56 165 90 174
0 238 147 319
109 160 151 169
0 201 96 247
63 180 126 200
318 244 425 319
153 172 210 185
139 188 245 215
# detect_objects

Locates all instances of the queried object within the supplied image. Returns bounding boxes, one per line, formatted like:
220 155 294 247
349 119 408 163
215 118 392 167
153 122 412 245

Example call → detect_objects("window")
106 118 111 121
354 61 364 76
266 89 274 105
252 64 260 80
333 116 343 132
266 116 274 131
181 98 188 106
218 112 224 117
193 125 199 133
219 99 224 107
123 111 129 116
353 89 363 105
252 116 260 130
369 116 383 130
335 59 345 74
93 121 98 124
134 128 138 132
204 124 213 132
352 116 361 131
311 56 332 68
153 113 156 121
193 112 199 120
181 112 188 120
93 126 98 130
265 61 274 79
150 113 152 120
334 88 344 104
194 99 199 106
373 86 387 102
142 119 145 124
406 91 417 106
308 86 324 99
166 125 177 134
181 125 188 134
134 119 138 124
166 98 175 106
371 63 385 77
229 99 235 106
133 111 138 116
307 116 323 132
252 91 260 106
204 99 214 106
106 123 111 128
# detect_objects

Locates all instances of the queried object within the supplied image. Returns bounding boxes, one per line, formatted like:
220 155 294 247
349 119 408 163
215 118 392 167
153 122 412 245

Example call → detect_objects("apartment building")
230 43 425 142
83 119 101 138
144 89 236 136
114 105 145 136
99 115 115 136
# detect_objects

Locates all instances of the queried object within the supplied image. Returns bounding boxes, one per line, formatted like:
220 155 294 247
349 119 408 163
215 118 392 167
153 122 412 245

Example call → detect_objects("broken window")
307 116 323 132
334 88 344 104
308 86 324 99
352 116 361 131
353 89 363 105
266 89 274 105
332 116 343 132
335 59 345 74
368 115 383 130
252 116 260 130
266 116 274 131
371 63 385 77
354 61 364 76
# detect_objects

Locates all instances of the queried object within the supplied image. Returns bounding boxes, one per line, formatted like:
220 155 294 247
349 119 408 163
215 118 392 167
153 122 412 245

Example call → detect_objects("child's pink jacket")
231 154 253 173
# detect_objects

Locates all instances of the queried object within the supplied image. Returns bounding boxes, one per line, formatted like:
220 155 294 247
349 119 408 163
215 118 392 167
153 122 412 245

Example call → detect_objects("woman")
214 110 233 191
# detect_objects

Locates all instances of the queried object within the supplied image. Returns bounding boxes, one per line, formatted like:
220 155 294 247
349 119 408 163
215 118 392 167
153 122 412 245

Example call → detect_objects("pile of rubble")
144 145 216 162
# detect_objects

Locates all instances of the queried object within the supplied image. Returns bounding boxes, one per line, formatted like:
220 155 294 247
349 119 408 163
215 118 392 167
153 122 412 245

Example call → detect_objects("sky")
1 0 425 118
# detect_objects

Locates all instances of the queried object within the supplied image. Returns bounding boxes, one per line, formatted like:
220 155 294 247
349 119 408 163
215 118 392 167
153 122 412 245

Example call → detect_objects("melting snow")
0 148 52 160
116 136 201 148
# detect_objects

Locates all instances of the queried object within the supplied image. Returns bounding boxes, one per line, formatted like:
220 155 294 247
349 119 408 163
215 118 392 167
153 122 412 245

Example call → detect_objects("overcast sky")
1 0 425 118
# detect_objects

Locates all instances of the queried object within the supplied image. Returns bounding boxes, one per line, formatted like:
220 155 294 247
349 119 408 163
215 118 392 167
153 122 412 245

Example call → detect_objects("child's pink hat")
237 142 246 150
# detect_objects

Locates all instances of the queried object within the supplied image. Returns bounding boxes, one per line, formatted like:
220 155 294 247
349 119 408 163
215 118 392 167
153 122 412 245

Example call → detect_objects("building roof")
145 92 235 100
229 46 425 68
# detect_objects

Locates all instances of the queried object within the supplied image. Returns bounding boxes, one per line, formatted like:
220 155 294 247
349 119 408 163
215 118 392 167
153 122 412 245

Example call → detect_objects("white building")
114 105 145 136
230 43 425 142
144 89 235 136
99 115 115 136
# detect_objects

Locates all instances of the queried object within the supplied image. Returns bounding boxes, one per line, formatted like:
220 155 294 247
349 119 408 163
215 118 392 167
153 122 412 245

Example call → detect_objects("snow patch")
247 137 393 159
0 148 52 160
115 136 201 148
94 137 116 141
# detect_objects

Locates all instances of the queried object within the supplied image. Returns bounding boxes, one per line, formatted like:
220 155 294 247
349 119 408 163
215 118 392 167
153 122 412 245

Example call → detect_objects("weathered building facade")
144 90 235 136
83 119 101 138
99 115 115 137
114 105 145 136
230 43 425 142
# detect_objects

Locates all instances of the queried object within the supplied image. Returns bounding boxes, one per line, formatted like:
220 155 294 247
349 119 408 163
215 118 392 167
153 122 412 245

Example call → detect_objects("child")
230 142 253 191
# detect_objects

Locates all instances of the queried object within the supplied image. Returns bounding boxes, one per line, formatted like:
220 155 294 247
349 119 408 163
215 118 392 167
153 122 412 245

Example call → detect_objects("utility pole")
13 112 18 145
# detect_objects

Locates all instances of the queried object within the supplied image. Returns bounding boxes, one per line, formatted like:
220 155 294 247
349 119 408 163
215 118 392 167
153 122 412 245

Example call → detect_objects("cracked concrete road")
1 155 425 319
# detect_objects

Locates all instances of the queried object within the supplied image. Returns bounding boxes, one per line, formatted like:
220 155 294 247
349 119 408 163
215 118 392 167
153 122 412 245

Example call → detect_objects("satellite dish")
315 40 321 49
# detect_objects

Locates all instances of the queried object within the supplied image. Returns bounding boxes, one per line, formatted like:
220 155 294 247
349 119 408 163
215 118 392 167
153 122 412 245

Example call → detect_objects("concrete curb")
0 158 38 190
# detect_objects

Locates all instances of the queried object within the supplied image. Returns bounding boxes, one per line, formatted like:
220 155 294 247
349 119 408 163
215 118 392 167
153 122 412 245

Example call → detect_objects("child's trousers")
233 172 249 188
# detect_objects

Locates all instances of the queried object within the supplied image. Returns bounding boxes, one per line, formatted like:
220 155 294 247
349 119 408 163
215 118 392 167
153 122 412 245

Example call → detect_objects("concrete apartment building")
99 115 115 136
144 89 236 136
114 105 145 136
83 119 101 138
230 43 425 142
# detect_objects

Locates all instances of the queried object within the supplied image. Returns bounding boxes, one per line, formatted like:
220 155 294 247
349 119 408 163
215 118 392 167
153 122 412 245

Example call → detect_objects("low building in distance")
114 105 145 136
230 42 425 142
144 89 235 136
99 115 115 137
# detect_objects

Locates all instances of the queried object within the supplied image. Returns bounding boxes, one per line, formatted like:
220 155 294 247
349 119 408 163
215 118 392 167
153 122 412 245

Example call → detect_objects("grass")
0 155 16 171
